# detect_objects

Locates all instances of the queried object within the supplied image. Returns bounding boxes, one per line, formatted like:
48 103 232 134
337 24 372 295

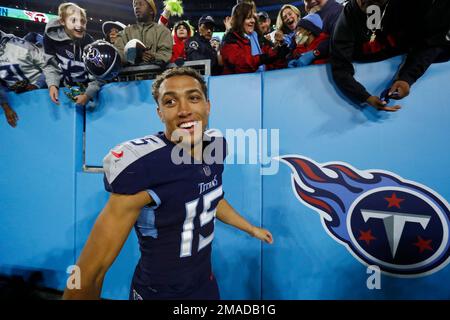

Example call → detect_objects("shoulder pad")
103 134 166 185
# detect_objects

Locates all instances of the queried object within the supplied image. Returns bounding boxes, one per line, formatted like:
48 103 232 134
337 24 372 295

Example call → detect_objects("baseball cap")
257 11 269 21
198 15 215 27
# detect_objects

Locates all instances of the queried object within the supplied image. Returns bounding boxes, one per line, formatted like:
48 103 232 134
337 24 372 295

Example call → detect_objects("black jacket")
330 0 450 103
315 0 343 59
185 34 220 75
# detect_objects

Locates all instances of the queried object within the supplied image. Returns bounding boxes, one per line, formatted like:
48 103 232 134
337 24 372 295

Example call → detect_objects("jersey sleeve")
103 135 167 195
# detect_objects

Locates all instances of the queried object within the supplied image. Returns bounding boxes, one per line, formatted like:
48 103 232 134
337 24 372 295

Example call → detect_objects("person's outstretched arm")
216 198 273 244
330 10 400 112
389 46 445 99
63 191 151 299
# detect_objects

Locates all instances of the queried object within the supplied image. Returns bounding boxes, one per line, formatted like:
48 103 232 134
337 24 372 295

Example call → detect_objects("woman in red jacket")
221 1 288 75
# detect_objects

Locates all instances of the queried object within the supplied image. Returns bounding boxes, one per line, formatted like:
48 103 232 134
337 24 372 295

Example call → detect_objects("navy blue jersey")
103 130 226 296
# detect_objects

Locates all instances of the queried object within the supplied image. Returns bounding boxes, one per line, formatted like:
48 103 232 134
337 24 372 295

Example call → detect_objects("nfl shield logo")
203 165 211 177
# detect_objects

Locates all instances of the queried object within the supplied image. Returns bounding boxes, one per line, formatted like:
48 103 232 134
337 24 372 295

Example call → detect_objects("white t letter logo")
360 210 431 258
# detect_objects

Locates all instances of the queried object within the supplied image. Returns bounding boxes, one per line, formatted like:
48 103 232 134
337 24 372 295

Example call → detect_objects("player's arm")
63 191 152 300
216 198 273 244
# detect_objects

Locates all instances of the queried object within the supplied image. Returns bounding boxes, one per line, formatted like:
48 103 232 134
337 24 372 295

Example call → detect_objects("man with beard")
114 0 172 65
185 15 221 75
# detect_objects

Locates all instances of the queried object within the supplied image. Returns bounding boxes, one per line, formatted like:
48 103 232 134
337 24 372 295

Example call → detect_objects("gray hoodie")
43 19 101 100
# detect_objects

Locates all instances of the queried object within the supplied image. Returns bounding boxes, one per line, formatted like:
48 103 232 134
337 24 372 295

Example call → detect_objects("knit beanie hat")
144 0 157 14
297 13 323 37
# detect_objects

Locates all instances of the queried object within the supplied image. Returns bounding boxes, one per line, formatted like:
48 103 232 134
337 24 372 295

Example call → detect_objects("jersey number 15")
180 186 223 258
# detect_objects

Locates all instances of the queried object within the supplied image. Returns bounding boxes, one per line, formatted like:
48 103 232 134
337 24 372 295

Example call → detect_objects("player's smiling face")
157 75 210 147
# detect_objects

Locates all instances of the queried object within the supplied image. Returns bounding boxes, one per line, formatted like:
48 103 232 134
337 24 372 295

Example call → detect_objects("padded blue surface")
262 59 450 299
85 80 165 167
75 173 139 299
209 73 263 299
0 89 83 290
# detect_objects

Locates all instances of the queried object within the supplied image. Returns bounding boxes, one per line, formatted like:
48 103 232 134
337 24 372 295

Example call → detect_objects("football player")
63 67 273 300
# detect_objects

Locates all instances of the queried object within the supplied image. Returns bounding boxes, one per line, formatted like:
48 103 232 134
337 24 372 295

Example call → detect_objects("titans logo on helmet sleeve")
279 155 450 277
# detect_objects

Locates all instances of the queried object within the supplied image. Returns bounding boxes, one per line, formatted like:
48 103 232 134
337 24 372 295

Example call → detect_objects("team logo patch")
111 150 124 158
85 47 105 69
279 155 450 277
24 11 49 23
189 41 199 50
65 49 75 60
203 165 212 177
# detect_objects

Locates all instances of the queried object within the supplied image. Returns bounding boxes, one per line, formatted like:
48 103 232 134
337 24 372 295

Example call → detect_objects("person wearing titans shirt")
63 67 273 300
0 30 47 127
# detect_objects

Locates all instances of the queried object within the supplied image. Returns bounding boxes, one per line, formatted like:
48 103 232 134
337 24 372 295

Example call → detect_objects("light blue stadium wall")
262 58 450 299
1 57 450 299
0 90 83 290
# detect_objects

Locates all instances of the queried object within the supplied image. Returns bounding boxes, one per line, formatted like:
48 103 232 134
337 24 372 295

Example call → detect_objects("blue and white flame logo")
280 155 450 277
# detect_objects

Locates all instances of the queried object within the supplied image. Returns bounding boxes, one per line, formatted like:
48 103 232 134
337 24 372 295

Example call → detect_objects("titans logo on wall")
280 155 450 277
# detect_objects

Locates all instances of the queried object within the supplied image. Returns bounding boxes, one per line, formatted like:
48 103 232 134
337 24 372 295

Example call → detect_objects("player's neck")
164 131 205 163
190 141 204 162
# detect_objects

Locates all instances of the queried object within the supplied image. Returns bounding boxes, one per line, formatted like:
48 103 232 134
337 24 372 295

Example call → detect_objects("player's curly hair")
152 67 208 104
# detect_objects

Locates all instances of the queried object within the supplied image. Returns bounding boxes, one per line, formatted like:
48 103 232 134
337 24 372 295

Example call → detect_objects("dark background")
0 0 305 39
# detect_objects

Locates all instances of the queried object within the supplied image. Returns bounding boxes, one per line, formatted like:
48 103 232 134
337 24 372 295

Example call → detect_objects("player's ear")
157 107 165 122
206 100 211 116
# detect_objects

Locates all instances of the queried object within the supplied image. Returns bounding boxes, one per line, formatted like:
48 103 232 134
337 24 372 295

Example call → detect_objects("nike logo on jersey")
111 151 124 158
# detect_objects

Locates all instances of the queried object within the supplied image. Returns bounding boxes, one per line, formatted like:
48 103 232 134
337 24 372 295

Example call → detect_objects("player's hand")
388 80 410 99
250 226 274 244
3 104 18 127
366 96 401 112
75 94 89 107
49 85 60 105
142 50 154 63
